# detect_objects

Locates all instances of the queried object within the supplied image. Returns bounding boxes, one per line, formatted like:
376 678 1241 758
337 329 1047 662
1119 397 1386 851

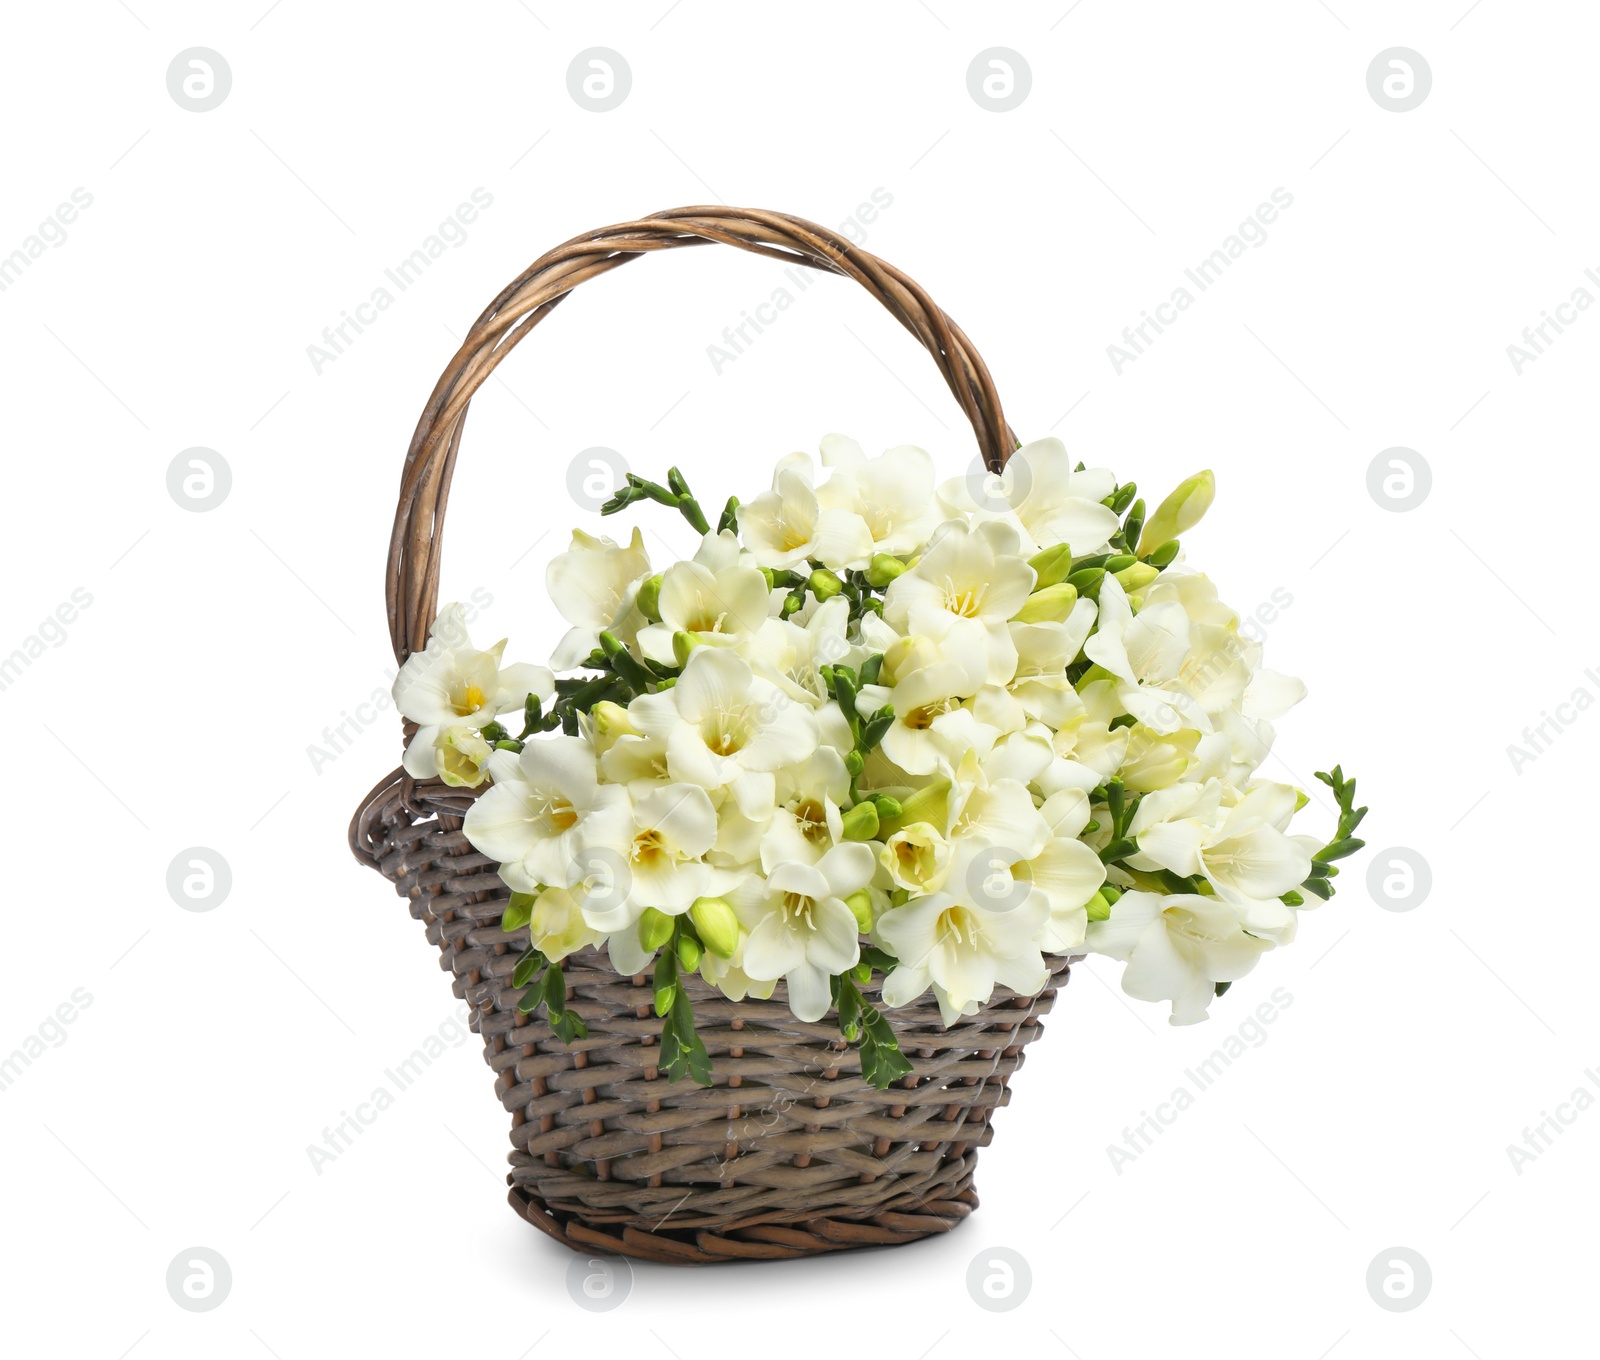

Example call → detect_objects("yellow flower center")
452 683 486 716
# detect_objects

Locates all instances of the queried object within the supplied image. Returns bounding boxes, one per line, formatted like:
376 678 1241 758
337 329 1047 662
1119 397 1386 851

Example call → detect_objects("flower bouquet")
351 207 1365 1263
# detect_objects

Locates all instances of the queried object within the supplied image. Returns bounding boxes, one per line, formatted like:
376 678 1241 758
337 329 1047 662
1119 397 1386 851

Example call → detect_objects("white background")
0 2 1591 1356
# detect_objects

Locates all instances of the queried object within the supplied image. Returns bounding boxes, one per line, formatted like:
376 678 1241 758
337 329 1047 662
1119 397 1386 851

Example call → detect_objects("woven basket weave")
349 207 1078 1264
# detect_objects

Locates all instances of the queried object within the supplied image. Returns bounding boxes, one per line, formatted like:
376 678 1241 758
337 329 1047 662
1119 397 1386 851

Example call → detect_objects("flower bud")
1137 469 1214 555
689 896 740 959
1027 542 1075 589
435 726 493 788
1065 566 1106 596
844 889 874 933
638 907 675 951
636 573 664 622
672 630 703 667
808 568 845 601
1084 889 1112 922
675 932 703 972
1113 562 1160 591
844 750 865 777
1012 582 1079 623
866 553 906 587
870 794 903 821
877 780 949 836
1146 539 1181 568
840 801 880 842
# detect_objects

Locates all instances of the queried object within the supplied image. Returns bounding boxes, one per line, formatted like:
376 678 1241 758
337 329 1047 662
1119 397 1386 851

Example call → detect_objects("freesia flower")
636 531 771 663
733 842 874 1021
735 453 874 571
937 438 1120 556
883 520 1035 684
394 603 554 782
546 528 652 671
625 648 820 818
877 888 1050 1025
582 782 722 931
463 735 630 893
816 436 942 554
1086 890 1274 1025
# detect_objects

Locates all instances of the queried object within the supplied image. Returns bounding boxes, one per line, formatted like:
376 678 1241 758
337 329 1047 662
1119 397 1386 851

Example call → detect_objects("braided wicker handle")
386 205 1017 663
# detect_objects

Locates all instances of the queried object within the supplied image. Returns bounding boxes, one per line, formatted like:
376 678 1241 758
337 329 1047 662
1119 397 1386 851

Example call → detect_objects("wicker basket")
349 207 1078 1264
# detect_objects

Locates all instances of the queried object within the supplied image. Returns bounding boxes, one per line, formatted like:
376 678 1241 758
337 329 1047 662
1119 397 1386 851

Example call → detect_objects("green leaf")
662 989 712 1086
512 947 545 989
836 976 863 1042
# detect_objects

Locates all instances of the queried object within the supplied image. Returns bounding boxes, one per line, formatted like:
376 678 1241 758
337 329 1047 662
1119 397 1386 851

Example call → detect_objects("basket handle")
386 205 1017 663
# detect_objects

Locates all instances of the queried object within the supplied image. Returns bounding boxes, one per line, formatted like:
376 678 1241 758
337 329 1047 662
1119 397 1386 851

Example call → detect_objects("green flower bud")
1013 582 1079 623
877 780 949 836
636 573 664 622
675 932 703 972
1146 539 1181 568
866 553 907 587
870 794 903 822
1084 890 1112 922
1113 562 1160 591
689 896 739 959
1065 566 1106 596
672 630 702 667
1137 470 1214 556
808 568 845 601
840 801 880 842
638 907 675 951
844 750 865 777
844 889 874 932
1027 542 1075 589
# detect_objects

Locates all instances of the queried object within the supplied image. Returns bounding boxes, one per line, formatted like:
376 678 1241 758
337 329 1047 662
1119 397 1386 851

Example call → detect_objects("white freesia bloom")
938 438 1119 556
736 453 874 571
1086 890 1274 1025
582 782 721 931
463 735 629 893
546 528 652 670
884 520 1034 684
877 888 1049 1026
626 648 820 818
431 437 1349 1039
734 842 874 1021
816 436 942 554
636 531 770 664
394 603 554 782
